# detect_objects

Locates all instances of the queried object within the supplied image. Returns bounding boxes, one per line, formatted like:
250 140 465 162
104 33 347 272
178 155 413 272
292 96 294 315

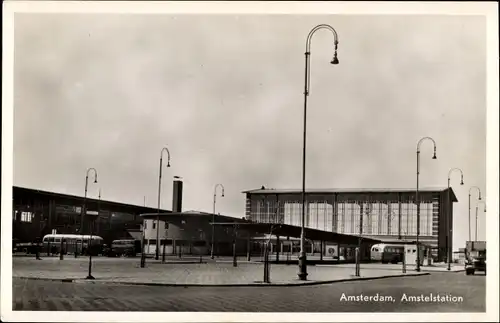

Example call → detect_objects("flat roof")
242 187 458 202
211 222 381 245
13 186 171 213
139 211 244 223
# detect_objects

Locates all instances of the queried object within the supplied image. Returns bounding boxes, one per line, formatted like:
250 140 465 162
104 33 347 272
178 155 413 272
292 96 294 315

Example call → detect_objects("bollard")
268 247 271 282
355 248 360 277
263 246 269 283
59 239 64 260
162 244 166 263
232 239 237 267
47 241 51 256
247 237 251 262
402 251 406 273
36 242 41 260
178 245 182 259
140 237 146 268
140 252 146 268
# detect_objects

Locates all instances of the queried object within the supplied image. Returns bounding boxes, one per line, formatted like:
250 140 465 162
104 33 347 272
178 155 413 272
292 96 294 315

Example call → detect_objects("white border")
2 1 499 322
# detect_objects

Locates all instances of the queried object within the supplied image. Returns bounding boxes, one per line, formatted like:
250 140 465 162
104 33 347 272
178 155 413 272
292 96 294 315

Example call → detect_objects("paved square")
12 256 437 286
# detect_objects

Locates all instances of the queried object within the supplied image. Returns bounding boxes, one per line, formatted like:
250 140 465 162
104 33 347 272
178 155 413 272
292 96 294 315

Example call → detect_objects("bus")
370 243 405 264
42 234 104 255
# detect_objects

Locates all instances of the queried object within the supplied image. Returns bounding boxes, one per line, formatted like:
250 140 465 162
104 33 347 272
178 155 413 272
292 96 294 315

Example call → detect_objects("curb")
14 272 430 287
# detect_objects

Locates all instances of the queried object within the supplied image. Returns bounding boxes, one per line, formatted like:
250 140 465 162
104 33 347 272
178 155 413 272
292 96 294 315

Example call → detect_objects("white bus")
371 242 428 265
42 234 104 255
370 243 405 264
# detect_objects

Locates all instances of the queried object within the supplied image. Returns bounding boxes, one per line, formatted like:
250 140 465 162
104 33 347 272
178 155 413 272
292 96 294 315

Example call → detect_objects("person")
35 237 42 260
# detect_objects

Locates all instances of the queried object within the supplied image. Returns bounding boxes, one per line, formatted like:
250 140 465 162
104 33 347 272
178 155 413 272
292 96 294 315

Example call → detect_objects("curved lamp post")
468 186 482 243
155 147 171 260
83 167 98 280
446 168 463 271
211 183 225 259
475 200 486 241
415 137 437 272
299 24 339 281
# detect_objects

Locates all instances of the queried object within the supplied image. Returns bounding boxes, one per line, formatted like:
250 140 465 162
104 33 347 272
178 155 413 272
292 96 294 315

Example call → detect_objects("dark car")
465 256 486 275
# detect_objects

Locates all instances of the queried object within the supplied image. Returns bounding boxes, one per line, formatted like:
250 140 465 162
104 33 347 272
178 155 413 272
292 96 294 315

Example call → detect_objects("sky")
12 13 487 250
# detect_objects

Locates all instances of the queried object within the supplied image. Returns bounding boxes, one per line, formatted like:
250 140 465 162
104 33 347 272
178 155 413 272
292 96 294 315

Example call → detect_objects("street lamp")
415 137 437 272
475 200 486 241
156 147 171 260
211 183 225 259
298 24 339 281
81 168 98 234
468 186 482 242
446 168 464 271
83 168 98 280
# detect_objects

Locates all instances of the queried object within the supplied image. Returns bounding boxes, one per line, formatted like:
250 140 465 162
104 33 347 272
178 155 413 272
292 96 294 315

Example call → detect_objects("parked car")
465 256 486 275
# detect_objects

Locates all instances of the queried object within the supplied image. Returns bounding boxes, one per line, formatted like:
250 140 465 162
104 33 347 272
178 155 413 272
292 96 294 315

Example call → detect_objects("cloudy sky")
12 13 487 249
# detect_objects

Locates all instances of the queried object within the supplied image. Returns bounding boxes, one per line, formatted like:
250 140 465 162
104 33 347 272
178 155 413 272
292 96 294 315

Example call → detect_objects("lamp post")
156 147 171 260
447 168 464 271
468 186 482 242
299 24 339 281
83 168 98 280
211 184 225 259
415 137 437 272
80 168 98 234
475 201 486 241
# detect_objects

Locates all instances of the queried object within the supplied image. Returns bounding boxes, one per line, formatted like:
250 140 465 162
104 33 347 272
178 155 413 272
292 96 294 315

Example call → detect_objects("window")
152 222 156 229
21 212 33 223
144 222 147 229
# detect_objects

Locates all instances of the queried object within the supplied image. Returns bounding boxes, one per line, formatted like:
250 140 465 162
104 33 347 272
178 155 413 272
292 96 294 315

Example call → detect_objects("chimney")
172 176 183 213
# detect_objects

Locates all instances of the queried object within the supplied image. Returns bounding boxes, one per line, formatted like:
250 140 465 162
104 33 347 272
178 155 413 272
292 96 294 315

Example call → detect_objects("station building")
12 181 457 262
242 187 458 262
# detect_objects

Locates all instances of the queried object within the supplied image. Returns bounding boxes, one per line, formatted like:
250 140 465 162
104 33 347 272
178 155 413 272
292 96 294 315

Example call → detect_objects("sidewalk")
13 257 429 286
321 262 465 272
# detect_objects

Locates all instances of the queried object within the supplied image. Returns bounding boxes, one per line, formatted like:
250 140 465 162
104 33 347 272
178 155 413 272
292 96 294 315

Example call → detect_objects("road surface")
13 272 484 312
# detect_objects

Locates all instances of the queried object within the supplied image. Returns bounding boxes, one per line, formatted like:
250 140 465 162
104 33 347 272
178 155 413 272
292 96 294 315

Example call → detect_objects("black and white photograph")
1 1 499 322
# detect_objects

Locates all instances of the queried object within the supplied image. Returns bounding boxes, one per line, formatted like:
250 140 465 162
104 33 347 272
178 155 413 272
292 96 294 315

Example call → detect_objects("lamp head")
460 178 464 185
167 161 171 168
330 41 339 65
432 153 437 160
479 196 482 201
94 179 98 184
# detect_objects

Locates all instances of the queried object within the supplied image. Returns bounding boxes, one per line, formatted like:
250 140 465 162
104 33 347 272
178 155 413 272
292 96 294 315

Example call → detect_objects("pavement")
12 256 431 286
11 272 486 312
321 262 465 272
